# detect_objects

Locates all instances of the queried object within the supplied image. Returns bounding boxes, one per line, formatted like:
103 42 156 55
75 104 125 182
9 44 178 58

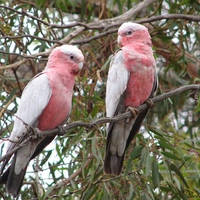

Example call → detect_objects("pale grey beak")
117 35 122 46
78 62 83 70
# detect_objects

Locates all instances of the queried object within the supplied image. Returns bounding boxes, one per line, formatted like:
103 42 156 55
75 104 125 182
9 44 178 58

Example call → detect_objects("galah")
0 45 84 197
104 22 157 175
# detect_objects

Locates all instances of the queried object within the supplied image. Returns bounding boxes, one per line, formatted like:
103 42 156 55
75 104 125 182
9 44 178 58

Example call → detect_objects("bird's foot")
126 106 139 122
29 127 43 140
145 98 154 108
126 106 139 118
57 125 66 136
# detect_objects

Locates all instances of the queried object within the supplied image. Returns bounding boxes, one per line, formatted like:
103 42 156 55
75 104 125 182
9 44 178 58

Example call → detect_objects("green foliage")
0 0 200 199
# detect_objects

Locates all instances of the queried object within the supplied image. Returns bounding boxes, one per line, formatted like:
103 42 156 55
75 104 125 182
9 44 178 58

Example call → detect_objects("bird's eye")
127 30 132 35
69 55 75 60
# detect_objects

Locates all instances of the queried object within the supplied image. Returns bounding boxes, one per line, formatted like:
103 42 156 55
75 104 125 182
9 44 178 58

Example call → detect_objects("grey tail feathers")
104 108 149 175
0 135 55 197
2 155 27 198
104 148 125 175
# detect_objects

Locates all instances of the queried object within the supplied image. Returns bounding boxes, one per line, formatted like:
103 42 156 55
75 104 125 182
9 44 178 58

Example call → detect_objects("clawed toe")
145 98 154 108
34 128 43 138
126 106 139 119
28 127 43 140
57 125 66 136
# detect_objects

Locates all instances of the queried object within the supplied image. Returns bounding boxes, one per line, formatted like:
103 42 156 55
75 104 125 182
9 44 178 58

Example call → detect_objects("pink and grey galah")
104 22 158 175
0 45 84 197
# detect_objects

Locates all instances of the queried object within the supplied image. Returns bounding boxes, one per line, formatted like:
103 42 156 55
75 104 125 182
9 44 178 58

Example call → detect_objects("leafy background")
0 0 200 199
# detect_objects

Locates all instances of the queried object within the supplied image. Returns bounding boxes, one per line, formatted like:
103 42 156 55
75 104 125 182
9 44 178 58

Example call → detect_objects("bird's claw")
126 106 139 117
35 128 44 139
126 107 139 122
145 98 154 108
57 125 66 136
29 127 43 140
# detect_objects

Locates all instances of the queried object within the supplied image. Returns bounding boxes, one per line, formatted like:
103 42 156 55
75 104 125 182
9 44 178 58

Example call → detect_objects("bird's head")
117 22 151 47
48 45 84 73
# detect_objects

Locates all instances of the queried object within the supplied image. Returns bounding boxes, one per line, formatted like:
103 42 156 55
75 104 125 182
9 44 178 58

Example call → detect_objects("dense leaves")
0 0 200 199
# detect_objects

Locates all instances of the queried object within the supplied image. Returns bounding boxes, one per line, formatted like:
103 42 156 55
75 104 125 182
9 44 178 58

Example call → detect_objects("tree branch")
0 0 156 30
1 13 199 70
1 0 154 70
1 0 199 70
0 84 199 163
42 84 200 135
49 154 94 196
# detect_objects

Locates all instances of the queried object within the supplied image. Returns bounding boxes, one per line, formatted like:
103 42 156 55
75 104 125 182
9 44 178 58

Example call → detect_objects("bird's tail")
104 149 125 175
0 155 27 198
0 136 55 197
104 108 149 175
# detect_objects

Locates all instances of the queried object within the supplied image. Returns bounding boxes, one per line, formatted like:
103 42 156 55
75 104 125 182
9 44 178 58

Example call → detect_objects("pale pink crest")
117 22 151 47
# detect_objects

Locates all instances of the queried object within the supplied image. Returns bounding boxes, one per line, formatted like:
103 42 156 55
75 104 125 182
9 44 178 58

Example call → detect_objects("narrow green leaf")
43 185 56 199
158 140 178 154
145 150 151 177
129 145 144 160
91 134 97 158
152 161 160 189
70 179 77 190
126 145 144 172
146 184 155 200
139 147 149 169
48 162 56 181
127 183 134 200
56 143 63 162
103 182 111 196
149 127 173 138
161 151 182 161
170 163 189 188
40 150 52 166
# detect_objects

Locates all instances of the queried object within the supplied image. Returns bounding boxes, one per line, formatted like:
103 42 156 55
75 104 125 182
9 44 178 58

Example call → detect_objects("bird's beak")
117 35 122 47
78 62 83 70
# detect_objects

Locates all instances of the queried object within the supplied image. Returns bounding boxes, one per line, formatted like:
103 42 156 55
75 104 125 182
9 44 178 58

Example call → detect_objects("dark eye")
127 30 132 35
69 55 75 60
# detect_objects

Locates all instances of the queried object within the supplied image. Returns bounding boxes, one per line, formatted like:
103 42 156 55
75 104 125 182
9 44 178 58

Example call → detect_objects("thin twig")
51 154 93 192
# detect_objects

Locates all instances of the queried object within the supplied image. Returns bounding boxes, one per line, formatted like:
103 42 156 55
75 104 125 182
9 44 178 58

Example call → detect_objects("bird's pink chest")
123 46 155 107
38 71 74 131
124 70 154 107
